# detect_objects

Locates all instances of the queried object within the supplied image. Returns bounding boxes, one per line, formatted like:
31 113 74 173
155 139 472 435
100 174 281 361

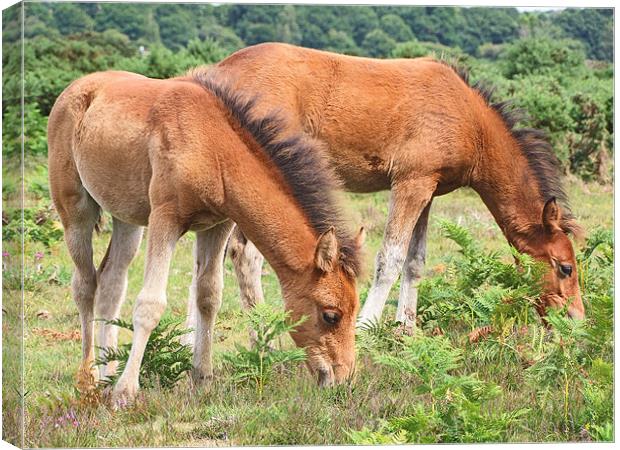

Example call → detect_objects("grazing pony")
202 42 584 331
47 70 363 404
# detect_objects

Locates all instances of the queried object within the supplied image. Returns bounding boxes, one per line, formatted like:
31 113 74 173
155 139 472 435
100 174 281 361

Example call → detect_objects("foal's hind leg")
112 209 182 405
184 226 264 347
191 221 235 385
228 226 264 344
396 202 431 332
95 218 143 379
59 197 100 392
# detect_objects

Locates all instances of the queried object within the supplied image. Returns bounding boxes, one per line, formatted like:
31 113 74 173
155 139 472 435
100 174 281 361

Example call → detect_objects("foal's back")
48 71 216 227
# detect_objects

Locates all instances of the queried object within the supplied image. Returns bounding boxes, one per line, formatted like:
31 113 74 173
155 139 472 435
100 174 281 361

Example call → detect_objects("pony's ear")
315 227 338 272
355 226 366 249
542 197 561 231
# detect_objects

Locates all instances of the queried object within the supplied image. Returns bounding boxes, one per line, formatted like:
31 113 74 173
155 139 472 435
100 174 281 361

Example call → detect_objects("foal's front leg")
357 179 435 329
111 210 181 406
191 221 234 385
396 202 431 332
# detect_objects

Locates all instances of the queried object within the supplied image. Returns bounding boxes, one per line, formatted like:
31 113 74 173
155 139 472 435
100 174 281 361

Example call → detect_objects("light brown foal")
205 43 584 331
48 70 363 404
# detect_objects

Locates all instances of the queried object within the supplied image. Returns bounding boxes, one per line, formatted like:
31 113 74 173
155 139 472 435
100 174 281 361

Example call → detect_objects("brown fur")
48 70 362 399
208 43 584 319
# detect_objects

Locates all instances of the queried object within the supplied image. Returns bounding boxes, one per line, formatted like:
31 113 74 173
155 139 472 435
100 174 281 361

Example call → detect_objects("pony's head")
521 198 584 320
283 227 365 386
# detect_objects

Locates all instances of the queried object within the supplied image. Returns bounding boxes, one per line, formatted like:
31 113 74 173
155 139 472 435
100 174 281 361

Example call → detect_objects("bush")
350 332 526 443
95 316 194 389
2 103 48 158
501 37 586 78
221 303 306 396
3 207 64 248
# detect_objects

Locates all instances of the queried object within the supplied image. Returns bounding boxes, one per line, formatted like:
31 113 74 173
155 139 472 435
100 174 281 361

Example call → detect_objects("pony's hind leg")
111 209 182 405
396 202 431 332
192 221 235 385
58 195 101 393
95 218 143 379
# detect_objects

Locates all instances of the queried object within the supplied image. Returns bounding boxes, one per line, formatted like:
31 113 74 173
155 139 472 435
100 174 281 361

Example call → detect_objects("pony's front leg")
396 202 431 333
357 179 435 329
191 221 234 385
111 210 181 407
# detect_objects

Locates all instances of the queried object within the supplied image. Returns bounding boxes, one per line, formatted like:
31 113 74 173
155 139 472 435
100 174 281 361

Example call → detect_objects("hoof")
190 368 214 389
395 322 416 337
110 380 138 410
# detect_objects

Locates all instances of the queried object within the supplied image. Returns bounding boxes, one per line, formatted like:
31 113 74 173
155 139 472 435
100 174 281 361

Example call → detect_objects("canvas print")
2 2 614 447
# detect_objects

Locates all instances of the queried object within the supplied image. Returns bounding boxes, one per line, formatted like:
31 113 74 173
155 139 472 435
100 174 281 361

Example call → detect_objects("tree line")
2 3 613 182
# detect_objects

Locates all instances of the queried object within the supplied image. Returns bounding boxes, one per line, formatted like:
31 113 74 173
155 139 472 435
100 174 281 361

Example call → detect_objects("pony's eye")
559 264 573 277
322 310 341 325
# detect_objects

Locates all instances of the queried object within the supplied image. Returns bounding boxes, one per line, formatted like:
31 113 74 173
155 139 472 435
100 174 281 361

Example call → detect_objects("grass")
2 156 614 447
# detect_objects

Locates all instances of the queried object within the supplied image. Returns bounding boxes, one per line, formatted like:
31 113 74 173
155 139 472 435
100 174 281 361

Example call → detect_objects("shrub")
349 332 526 443
95 316 194 390
501 37 586 78
221 303 306 396
3 207 64 248
417 220 545 333
2 103 48 158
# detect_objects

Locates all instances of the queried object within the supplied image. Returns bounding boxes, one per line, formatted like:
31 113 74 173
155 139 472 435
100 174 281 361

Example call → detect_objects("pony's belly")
331 156 391 193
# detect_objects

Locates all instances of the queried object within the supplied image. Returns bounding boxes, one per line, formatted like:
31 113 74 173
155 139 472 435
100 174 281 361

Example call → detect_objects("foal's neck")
220 150 318 281
471 124 546 251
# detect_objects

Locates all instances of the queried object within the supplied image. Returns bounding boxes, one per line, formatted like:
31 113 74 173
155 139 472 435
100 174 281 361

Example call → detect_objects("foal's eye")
322 310 341 325
559 264 573 277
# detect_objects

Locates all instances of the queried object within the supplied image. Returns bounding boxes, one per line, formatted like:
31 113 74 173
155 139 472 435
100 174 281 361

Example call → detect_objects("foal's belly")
76 150 152 226
75 124 153 226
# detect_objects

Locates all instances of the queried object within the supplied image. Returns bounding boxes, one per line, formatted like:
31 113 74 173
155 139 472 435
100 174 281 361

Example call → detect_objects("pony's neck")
471 125 545 251
220 151 318 282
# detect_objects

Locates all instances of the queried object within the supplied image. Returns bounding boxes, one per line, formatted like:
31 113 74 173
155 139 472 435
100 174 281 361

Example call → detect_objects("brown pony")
47 70 364 404
203 42 584 331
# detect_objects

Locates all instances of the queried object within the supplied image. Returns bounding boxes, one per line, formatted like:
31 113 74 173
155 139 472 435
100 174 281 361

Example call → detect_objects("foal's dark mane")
191 70 361 277
446 61 579 236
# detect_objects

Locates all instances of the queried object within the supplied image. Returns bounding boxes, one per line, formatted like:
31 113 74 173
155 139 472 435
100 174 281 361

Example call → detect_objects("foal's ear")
542 197 561 231
355 227 366 248
315 227 338 273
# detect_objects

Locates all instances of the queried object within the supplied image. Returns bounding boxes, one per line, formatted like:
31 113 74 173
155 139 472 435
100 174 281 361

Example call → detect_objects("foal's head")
520 198 584 320
284 227 365 386
196 74 365 385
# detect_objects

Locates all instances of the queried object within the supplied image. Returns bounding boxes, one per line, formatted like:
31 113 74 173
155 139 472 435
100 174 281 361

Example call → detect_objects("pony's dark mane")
445 61 580 236
191 70 361 277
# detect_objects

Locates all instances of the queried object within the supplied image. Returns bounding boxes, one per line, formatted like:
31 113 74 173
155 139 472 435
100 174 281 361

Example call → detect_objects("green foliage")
221 303 306 395
554 9 613 61
2 103 48 157
379 14 414 42
3 207 64 248
95 316 193 390
351 332 526 443
362 29 396 58
417 220 545 332
501 37 586 78
6 4 613 184
391 40 466 61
